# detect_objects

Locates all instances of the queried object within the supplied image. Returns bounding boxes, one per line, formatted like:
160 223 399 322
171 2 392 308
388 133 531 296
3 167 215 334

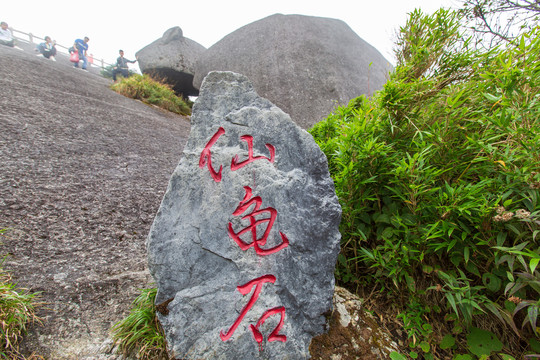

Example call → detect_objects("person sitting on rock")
0 22 16 48
36 36 57 61
73 36 90 70
112 49 137 81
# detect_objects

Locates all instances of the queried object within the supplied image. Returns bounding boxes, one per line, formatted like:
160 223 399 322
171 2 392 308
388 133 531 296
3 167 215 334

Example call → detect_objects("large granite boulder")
147 71 342 359
193 14 392 129
136 26 206 96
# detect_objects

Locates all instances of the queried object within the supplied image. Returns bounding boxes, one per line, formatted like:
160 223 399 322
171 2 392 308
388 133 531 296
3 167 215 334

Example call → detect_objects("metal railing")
11 28 113 69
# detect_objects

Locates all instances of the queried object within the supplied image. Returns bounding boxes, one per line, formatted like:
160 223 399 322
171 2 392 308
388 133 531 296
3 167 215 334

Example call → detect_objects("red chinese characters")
231 135 275 171
219 275 287 345
228 186 289 256
199 127 225 182
199 128 275 182
201 126 289 349
251 306 287 344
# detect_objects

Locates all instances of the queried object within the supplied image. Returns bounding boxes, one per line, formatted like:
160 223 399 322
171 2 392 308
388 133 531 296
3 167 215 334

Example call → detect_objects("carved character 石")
220 275 287 345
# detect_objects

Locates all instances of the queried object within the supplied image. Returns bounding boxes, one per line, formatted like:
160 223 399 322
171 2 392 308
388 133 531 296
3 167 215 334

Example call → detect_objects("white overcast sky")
3 0 459 66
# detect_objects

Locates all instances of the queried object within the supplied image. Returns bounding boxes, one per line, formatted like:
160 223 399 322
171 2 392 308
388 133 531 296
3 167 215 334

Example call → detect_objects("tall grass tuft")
111 287 168 359
0 241 41 359
111 74 192 116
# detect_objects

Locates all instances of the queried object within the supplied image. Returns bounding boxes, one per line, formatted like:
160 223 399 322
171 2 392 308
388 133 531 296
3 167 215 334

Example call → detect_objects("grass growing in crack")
111 287 168 359
0 230 42 360
110 74 192 116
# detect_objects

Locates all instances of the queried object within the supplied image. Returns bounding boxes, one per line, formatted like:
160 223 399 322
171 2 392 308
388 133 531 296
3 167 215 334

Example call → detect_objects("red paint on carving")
231 135 275 171
228 186 289 256
219 275 276 341
250 306 287 347
199 127 225 182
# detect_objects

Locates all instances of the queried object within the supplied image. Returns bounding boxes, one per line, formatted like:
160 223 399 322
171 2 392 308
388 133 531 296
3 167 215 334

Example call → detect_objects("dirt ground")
0 44 190 358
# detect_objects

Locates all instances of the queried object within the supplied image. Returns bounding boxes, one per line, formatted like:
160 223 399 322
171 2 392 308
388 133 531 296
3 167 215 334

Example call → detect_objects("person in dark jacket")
36 36 57 60
112 50 137 81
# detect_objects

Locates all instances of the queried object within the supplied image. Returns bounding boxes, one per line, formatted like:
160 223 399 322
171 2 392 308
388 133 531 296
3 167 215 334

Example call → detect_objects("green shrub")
111 74 192 116
0 231 42 359
111 287 168 359
0 268 41 359
310 8 540 358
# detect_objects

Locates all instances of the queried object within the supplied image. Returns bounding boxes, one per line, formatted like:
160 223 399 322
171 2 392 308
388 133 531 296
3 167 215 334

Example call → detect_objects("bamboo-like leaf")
528 305 538 334
445 293 459 319
530 258 540 274
514 300 533 315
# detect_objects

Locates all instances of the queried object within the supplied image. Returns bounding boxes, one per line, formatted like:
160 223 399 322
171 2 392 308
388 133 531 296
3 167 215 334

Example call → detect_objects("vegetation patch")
111 287 169 359
111 74 192 116
0 231 42 360
310 8 540 359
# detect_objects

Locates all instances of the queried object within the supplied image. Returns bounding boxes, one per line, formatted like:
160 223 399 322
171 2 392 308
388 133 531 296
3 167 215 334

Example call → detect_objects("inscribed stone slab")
147 71 341 359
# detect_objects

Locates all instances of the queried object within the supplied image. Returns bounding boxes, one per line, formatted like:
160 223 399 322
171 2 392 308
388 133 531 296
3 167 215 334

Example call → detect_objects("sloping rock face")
0 44 190 358
136 26 206 96
193 14 392 129
147 71 342 359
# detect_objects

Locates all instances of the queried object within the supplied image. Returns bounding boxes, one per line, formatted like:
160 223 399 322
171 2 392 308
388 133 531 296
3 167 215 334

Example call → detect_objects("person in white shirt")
0 22 15 47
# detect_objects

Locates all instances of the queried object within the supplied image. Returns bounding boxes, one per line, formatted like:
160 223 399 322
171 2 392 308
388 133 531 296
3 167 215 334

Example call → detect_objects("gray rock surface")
147 71 342 359
0 44 190 358
136 26 206 96
193 14 392 129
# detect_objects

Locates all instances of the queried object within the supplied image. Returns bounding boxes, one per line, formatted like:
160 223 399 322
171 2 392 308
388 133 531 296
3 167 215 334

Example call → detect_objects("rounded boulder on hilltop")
136 26 206 97
193 14 393 129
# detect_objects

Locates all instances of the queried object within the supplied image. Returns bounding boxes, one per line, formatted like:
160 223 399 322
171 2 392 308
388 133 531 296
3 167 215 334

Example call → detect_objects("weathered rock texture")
147 71 342 359
136 26 206 96
310 287 401 359
0 44 190 358
193 14 392 129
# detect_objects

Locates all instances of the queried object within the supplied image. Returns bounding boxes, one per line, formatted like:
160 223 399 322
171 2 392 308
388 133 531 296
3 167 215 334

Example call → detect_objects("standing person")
0 21 15 47
73 36 90 70
112 50 137 81
36 36 57 60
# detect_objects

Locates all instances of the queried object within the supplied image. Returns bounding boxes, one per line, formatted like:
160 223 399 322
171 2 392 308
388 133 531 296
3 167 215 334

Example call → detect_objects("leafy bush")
0 231 42 359
0 269 41 359
111 287 168 359
110 74 192 116
310 8 540 358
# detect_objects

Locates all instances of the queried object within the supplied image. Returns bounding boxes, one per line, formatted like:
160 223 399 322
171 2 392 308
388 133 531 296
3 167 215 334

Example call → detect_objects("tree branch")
475 5 512 41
